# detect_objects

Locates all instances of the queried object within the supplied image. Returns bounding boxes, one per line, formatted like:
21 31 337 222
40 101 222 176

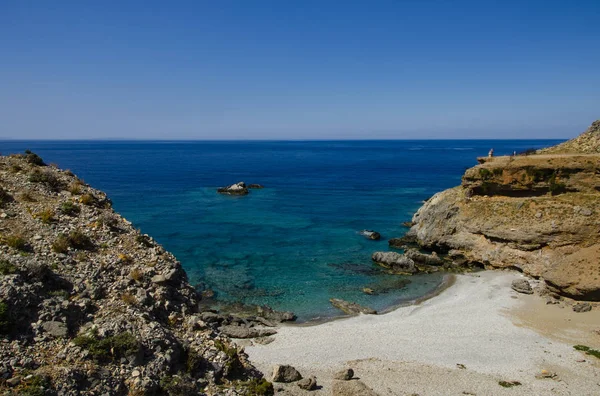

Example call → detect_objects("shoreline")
287 273 458 327
243 270 600 395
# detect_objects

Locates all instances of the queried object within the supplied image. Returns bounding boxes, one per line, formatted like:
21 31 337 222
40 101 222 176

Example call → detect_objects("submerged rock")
371 251 417 274
247 183 264 189
511 279 534 295
330 298 377 315
360 230 381 240
272 365 302 382
217 181 249 195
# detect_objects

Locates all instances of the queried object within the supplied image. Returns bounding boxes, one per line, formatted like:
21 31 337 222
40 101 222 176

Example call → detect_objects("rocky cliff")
0 152 271 395
538 120 600 154
408 121 600 301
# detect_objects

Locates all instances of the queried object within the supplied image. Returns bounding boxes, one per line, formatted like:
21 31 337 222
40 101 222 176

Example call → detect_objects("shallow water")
0 139 561 321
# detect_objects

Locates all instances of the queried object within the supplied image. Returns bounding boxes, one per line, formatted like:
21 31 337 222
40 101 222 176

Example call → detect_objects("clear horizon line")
0 137 568 142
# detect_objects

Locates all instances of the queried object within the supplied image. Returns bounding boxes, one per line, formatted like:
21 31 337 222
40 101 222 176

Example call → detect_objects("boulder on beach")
371 251 417 274
297 375 318 390
511 279 534 295
332 379 379 396
333 368 354 380
360 230 381 240
217 182 249 195
272 364 302 382
330 298 377 315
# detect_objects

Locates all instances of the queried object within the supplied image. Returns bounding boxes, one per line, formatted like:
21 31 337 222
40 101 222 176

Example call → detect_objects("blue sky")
1 1 599 140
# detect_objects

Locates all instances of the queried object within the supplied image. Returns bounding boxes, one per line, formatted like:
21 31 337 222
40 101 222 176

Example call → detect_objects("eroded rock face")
408 128 600 301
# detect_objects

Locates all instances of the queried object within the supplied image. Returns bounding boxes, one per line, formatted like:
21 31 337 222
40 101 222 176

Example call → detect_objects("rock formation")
217 182 249 195
406 120 600 301
0 152 269 395
538 120 600 154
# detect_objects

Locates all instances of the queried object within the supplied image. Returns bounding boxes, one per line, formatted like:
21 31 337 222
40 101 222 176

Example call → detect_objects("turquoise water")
0 140 561 321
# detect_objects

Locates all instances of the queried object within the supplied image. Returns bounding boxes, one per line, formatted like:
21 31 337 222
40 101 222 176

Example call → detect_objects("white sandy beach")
242 271 600 395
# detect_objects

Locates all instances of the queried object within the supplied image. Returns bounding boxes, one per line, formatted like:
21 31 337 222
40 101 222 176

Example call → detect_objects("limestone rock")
573 302 592 313
272 364 302 382
360 230 381 240
407 141 600 300
297 375 318 390
371 251 417 274
332 379 378 396
333 368 354 380
219 325 277 339
511 279 533 295
217 182 249 195
330 299 376 315
41 321 68 337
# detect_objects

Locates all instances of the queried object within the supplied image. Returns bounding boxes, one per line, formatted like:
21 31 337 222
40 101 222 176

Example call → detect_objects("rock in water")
360 230 381 240
332 379 379 396
247 183 264 189
217 182 249 195
404 248 443 266
297 375 318 390
371 251 417 274
330 298 377 315
333 368 354 380
272 365 302 382
511 279 534 294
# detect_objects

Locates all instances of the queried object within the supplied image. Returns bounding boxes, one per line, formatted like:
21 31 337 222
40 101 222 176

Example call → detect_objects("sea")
0 139 562 321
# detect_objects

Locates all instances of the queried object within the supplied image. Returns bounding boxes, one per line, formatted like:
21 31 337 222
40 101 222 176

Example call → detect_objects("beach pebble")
272 364 302 382
333 368 354 380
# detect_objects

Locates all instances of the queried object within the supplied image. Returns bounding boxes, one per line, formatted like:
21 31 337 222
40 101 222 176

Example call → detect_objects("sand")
242 271 600 395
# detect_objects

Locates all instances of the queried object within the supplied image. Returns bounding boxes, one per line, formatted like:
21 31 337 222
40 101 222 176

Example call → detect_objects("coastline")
243 270 600 395
283 273 457 328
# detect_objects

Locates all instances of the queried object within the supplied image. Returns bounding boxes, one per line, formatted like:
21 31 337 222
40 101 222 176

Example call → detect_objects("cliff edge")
0 152 271 395
409 121 600 301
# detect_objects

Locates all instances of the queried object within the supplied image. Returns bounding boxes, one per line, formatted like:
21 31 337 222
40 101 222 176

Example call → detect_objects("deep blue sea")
0 140 562 321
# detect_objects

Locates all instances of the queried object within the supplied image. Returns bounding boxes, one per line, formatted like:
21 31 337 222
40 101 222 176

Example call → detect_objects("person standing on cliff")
488 148 494 158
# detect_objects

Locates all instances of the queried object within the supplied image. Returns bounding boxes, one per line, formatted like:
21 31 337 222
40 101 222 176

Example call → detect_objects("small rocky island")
0 153 274 395
217 182 263 196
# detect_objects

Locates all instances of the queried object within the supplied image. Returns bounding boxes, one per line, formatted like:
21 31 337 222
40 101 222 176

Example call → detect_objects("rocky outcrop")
538 120 600 154
0 152 266 395
360 230 381 240
407 121 600 301
217 181 250 195
371 251 417 274
329 298 377 315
